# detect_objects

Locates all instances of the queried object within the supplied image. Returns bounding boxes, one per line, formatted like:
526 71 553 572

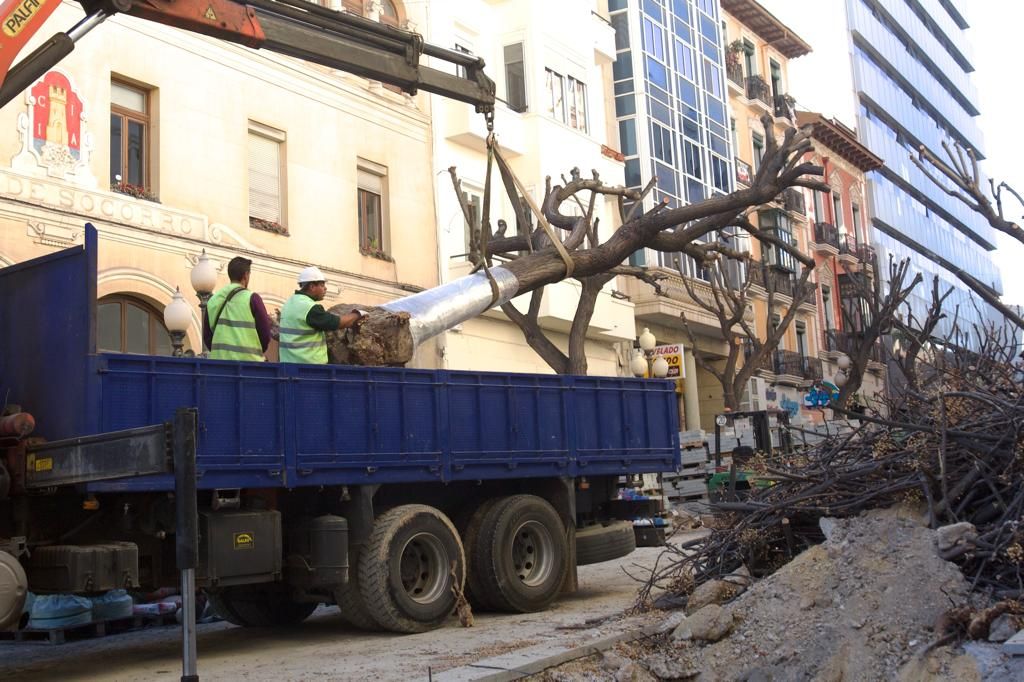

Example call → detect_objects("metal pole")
174 408 199 682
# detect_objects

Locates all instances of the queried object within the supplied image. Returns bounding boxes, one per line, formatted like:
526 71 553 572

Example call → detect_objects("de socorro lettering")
0 174 194 235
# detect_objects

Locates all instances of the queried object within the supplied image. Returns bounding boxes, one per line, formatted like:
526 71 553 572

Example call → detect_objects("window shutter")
249 133 281 223
342 0 364 15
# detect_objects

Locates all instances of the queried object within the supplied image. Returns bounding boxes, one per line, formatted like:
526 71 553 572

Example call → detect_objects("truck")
0 0 680 641
0 226 679 635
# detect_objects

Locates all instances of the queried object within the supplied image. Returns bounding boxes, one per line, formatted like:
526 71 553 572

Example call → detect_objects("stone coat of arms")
12 69 96 187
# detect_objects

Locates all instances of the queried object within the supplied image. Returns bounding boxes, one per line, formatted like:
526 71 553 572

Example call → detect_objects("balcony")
812 222 839 253
742 339 775 373
745 75 772 110
727 61 745 89
822 329 882 363
781 188 805 216
773 349 823 381
735 157 753 187
773 94 796 122
749 261 795 299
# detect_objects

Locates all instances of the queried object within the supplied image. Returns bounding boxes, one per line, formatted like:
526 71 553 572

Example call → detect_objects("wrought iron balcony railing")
745 75 772 108
773 349 823 380
782 187 805 215
822 329 882 363
774 94 796 122
727 61 744 87
742 339 775 372
813 221 840 249
749 261 795 298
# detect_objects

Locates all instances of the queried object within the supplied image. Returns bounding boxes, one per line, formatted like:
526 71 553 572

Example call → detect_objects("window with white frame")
504 43 527 113
358 160 388 258
567 77 588 133
545 68 565 124
248 122 286 233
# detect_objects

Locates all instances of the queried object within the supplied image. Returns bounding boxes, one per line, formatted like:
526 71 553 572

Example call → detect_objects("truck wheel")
333 545 380 631
359 505 465 633
458 498 500 611
472 495 567 613
575 521 636 566
209 585 317 627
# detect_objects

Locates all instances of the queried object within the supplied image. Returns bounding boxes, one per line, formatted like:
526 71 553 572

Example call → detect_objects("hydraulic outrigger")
0 0 495 113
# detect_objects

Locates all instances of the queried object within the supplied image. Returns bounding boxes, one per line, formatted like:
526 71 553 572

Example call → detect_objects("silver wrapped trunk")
380 266 519 349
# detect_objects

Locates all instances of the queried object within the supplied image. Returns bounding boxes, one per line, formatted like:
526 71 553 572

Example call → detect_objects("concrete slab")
1003 629 1024 656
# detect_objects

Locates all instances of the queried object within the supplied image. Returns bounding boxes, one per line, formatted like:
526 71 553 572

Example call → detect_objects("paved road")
1 545 676 681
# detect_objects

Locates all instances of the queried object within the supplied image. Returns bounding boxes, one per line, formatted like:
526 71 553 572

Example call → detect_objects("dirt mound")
541 507 1024 681
683 507 970 681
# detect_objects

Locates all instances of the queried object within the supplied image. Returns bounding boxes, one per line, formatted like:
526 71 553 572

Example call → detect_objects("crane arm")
0 0 495 112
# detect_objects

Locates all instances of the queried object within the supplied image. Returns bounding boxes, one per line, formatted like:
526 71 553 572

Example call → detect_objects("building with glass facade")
611 0 736 430
762 0 1002 337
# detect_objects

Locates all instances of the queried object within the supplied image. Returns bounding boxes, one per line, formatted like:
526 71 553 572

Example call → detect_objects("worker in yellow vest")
279 266 363 364
204 257 272 361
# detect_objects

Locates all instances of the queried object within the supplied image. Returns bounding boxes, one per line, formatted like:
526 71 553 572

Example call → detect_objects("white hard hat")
297 266 327 284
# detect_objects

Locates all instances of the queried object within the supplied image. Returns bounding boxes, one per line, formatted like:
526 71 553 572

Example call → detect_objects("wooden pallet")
2 612 178 645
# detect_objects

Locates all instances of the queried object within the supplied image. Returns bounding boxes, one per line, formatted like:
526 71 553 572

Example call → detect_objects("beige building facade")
0 1 443 365
426 0 636 377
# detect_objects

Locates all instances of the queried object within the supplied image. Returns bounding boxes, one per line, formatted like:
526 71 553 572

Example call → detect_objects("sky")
966 3 1024 305
756 0 1024 306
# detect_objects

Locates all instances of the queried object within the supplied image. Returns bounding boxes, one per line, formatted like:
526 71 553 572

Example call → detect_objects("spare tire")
575 521 636 566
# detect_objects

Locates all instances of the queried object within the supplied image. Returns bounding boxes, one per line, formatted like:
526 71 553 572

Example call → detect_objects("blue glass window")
643 18 665 60
615 94 636 116
655 162 678 196
643 0 662 23
648 97 672 125
612 14 629 50
646 56 668 89
672 0 689 24
619 119 638 156
675 40 695 80
613 53 633 80
625 159 642 187
651 122 673 163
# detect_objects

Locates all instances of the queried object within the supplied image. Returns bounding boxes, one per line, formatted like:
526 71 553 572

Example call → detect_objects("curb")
430 621 663 681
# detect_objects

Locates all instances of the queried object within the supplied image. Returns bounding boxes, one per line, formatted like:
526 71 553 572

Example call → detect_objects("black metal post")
174 408 199 682
714 421 722 469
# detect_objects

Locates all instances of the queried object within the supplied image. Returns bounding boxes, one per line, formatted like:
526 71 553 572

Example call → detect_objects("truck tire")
333 545 380 631
209 585 317 627
575 521 636 566
359 505 465 634
458 498 500 611
471 495 567 613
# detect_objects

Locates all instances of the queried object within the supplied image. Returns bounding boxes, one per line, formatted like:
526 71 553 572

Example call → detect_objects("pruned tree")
673 238 817 410
431 115 828 376
830 257 922 408
912 141 1024 329
890 275 953 394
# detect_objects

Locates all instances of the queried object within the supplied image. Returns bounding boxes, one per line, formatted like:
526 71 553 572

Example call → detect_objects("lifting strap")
487 135 575 279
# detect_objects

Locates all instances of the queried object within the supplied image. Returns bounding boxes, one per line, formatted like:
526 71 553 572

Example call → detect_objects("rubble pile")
543 509 1024 681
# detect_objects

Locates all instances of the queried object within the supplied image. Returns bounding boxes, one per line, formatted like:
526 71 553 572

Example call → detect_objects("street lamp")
834 353 851 388
164 287 191 357
632 328 670 378
190 249 218 355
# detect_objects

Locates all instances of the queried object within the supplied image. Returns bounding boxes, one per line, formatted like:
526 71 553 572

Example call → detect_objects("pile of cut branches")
638 326 1024 608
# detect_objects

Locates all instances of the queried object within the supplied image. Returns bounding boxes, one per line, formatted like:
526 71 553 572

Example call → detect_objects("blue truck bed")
0 225 680 491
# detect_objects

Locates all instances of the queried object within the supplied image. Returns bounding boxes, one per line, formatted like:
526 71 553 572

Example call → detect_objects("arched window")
379 0 399 26
97 295 176 355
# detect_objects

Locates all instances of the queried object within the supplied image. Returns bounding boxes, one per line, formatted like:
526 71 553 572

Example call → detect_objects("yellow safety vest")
207 284 263 361
279 293 328 364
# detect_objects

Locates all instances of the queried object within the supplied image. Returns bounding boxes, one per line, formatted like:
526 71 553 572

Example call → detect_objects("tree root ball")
325 303 415 366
